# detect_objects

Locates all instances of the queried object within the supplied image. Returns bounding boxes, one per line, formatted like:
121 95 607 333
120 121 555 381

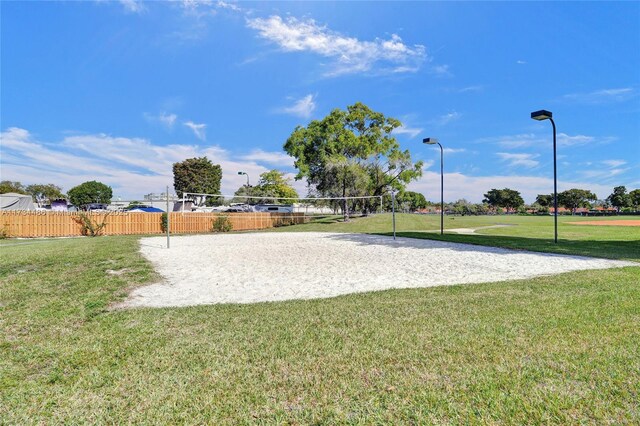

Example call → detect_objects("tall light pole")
531 109 558 243
237 171 250 187
423 137 444 235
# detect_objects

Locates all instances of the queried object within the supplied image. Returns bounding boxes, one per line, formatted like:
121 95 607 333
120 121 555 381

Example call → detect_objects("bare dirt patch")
567 220 640 227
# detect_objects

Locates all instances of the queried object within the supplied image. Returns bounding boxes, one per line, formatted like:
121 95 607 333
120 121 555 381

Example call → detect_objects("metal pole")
550 118 558 243
438 142 444 235
392 190 396 240
166 185 170 249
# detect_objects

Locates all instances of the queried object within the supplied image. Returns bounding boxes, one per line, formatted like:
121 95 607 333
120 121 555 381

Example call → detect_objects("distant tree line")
3 177 639 216
1 180 113 210
2 102 639 217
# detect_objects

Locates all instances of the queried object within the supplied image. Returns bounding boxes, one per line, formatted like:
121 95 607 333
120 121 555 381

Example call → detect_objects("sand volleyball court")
122 232 634 308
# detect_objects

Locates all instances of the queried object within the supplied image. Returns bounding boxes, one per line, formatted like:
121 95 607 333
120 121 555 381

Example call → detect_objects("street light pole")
237 171 250 187
531 109 558 243
423 137 444 235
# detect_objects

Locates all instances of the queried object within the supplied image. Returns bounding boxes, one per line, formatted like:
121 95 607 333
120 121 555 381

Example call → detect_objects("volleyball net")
178 192 386 221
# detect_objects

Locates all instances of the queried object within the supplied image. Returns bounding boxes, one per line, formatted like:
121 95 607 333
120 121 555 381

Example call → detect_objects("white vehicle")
253 204 294 213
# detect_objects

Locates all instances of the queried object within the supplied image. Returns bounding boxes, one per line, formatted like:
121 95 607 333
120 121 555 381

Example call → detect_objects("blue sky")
1 0 638 202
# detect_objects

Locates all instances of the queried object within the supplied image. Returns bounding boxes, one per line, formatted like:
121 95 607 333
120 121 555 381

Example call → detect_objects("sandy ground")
567 220 640 227
122 232 635 308
426 224 515 235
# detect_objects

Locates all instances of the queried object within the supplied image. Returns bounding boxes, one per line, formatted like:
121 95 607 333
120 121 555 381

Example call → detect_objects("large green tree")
173 157 222 206
629 189 640 211
233 170 298 204
0 180 26 194
26 184 65 206
557 188 597 214
67 181 112 209
606 186 630 212
395 191 428 212
535 194 553 208
483 188 524 212
284 102 423 220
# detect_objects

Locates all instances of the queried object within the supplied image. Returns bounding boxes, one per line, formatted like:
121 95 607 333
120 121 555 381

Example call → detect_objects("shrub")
212 215 233 232
161 213 168 232
73 212 111 236
0 224 9 239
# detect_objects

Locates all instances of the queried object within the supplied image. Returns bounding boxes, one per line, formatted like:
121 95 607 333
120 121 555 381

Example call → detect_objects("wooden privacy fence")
0 211 307 238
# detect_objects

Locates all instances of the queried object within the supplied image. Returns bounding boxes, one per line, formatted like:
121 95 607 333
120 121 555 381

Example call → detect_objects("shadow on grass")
326 231 639 262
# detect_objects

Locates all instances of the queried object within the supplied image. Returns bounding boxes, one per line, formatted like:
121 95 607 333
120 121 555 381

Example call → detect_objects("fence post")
166 185 170 249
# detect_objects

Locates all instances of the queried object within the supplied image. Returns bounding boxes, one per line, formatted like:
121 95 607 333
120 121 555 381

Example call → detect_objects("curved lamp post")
423 137 444 235
237 171 250 187
530 109 557 243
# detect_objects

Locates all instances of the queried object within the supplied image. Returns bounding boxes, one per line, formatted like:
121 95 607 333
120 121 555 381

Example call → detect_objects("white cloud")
2 127 633 203
431 111 461 126
430 64 452 77
557 133 616 147
496 152 539 168
458 85 484 93
480 132 615 148
562 87 635 103
241 149 294 167
119 0 146 14
279 94 316 118
602 160 626 168
0 127 298 199
480 133 540 149
181 0 214 12
442 147 466 154
556 133 595 147
516 60 526 65
393 124 423 139
216 1 241 12
421 160 435 170
145 112 178 129
183 121 207 140
579 168 630 180
246 15 426 76
159 112 178 128
408 171 616 204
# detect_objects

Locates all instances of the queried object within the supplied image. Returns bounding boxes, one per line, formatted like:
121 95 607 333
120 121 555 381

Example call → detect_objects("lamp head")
422 137 438 145
237 171 246 175
531 110 553 121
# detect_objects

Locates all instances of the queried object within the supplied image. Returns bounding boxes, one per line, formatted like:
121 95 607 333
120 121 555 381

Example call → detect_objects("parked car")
86 203 109 211
254 204 294 213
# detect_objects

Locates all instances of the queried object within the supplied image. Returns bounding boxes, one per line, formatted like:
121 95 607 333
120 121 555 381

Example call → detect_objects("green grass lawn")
274 213 640 261
1 215 639 424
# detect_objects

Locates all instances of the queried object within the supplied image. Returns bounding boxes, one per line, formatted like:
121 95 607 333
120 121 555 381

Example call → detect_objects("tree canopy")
629 189 640 210
483 188 524 212
607 186 630 211
284 102 423 219
173 157 222 206
26 184 65 205
399 191 428 212
0 180 26 194
67 181 112 209
535 194 553 208
233 170 298 204
557 188 597 214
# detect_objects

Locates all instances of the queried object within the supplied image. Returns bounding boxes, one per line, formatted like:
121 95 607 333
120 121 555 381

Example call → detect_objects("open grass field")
1 215 639 423
272 213 640 261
